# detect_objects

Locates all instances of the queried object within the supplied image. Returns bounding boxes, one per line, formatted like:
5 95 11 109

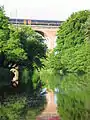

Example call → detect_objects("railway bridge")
9 19 63 49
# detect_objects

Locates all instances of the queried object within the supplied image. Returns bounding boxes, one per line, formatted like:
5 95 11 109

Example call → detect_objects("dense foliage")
0 6 47 119
0 93 46 120
1 6 90 120
0 6 47 86
48 10 90 74
40 10 90 120
56 11 90 120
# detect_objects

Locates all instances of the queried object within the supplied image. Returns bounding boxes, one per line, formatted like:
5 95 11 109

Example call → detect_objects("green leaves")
54 10 90 73
19 26 47 69
0 6 47 92
0 6 9 41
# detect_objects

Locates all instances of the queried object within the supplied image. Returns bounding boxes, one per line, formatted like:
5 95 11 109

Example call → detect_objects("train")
9 18 63 26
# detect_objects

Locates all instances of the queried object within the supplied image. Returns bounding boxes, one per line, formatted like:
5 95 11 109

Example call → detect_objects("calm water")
40 71 90 106
41 71 90 119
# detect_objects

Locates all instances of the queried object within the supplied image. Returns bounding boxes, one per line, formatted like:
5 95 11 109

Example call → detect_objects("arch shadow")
35 30 49 48
35 30 45 37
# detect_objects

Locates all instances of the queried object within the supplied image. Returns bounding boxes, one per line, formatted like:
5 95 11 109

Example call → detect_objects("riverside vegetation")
0 6 90 120
0 6 46 120
40 10 90 120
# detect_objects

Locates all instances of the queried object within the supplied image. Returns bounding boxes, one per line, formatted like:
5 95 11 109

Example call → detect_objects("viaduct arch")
33 26 58 49
9 19 62 49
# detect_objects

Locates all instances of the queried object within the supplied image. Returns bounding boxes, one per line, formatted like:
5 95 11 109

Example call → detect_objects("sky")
0 0 90 20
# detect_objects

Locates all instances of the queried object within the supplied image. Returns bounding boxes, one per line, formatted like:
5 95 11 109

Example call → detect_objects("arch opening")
35 30 45 37
35 30 49 48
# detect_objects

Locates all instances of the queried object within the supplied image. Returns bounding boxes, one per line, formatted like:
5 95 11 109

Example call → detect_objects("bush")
0 93 46 120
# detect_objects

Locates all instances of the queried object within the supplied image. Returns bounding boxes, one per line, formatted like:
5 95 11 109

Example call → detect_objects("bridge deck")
9 18 63 26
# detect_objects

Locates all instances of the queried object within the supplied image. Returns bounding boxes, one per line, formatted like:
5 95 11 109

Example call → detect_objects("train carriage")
9 18 62 26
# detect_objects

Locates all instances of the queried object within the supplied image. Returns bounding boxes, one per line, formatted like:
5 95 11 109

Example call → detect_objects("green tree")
4 25 28 66
0 6 47 90
84 17 90 72
53 10 90 73
19 26 47 70
0 6 10 66
85 17 90 41
0 6 46 120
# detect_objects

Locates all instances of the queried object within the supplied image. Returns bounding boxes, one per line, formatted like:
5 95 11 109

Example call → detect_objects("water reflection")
57 73 90 120
41 71 90 119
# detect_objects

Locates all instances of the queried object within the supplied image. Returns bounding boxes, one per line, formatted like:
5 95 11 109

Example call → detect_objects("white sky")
0 0 90 20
